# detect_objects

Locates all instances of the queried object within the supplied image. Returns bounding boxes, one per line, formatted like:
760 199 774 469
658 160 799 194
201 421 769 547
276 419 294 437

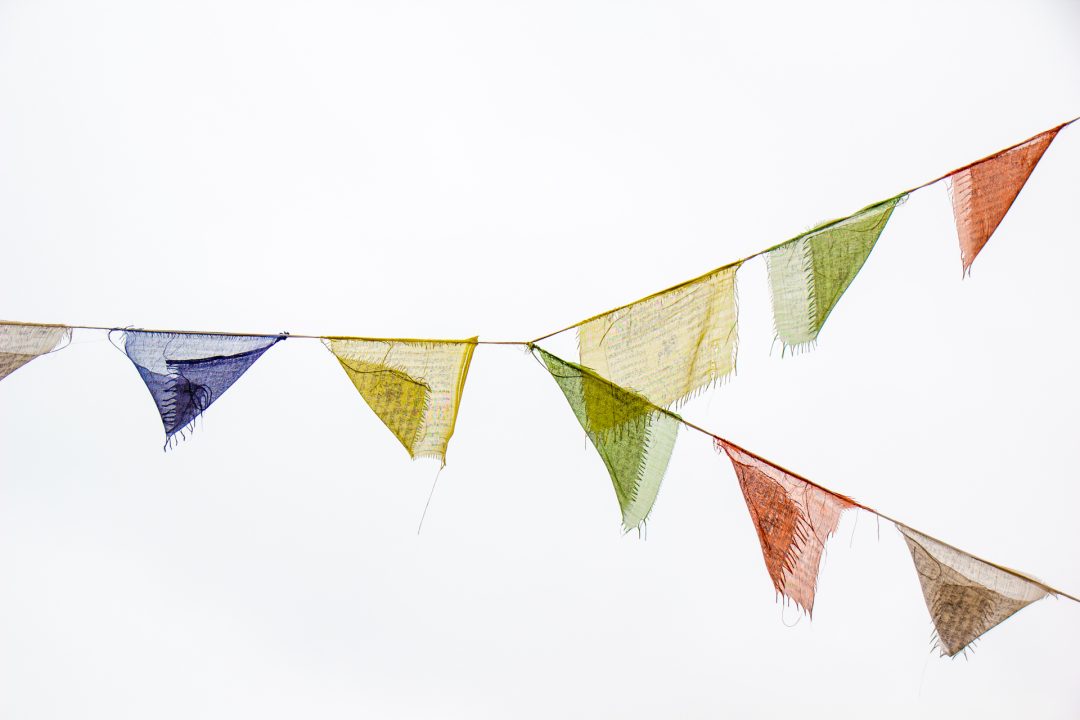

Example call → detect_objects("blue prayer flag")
121 331 284 447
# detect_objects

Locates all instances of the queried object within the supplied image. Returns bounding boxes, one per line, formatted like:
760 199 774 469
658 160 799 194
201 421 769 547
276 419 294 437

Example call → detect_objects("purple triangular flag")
122 331 284 447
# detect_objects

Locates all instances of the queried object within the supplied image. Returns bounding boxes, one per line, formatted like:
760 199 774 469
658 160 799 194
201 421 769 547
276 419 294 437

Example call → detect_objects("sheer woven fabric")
766 197 901 351
897 525 1049 657
948 128 1059 274
577 264 739 408
0 323 70 382
718 440 853 615
325 338 477 465
538 347 679 532
122 331 284 447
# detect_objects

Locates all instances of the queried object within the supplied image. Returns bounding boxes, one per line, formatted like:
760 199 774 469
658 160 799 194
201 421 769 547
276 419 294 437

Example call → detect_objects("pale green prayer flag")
767 196 903 352
536 347 679 532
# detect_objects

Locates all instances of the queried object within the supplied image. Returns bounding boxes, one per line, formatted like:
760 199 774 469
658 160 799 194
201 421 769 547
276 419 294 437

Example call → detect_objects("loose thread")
417 466 443 535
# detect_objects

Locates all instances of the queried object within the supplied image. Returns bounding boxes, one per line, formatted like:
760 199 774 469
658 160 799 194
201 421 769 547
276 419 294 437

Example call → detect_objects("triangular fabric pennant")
577 264 739 409
122 331 284 447
717 440 854 615
536 347 679 532
766 196 902 352
897 525 1051 657
948 127 1060 274
0 323 71 382
325 338 477 465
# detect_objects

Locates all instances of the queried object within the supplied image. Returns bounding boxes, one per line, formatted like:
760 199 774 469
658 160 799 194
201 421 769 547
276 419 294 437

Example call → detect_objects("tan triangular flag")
718 440 854 615
0 323 70 382
897 525 1051 657
325 338 477 465
948 128 1059 274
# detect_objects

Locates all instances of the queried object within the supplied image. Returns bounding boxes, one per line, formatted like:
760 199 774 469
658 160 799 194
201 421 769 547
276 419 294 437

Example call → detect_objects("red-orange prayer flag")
717 440 854 616
948 127 1060 274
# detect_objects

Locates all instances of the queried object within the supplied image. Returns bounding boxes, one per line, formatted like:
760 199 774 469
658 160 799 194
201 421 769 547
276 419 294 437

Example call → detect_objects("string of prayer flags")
717 439 854 615
947 127 1061 274
536 347 679 532
2 118 1078 660
766 196 903 352
0 323 71 382
325 338 478 465
577 264 739 408
121 331 285 447
896 524 1053 657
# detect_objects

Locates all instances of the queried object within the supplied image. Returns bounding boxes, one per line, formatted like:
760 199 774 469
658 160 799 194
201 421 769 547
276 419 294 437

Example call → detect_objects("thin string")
0 321 527 345
529 117 1078 344
525 344 1080 603
2 119 1077 602
417 466 443 535
2 117 1074 347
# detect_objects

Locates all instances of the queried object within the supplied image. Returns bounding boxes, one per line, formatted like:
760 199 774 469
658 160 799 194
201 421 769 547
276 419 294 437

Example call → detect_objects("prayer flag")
326 338 478 465
898 524 1051 657
718 440 853 615
948 128 1060 274
0 323 70 382
537 347 679 532
122 331 284 447
767 197 901 352
577 264 739 408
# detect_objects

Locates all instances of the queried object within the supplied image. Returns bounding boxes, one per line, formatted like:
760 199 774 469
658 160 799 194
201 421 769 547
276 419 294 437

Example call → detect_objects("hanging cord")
530 116 1079 344
524 344 1080 603
3 118 1078 602
2 116 1076 347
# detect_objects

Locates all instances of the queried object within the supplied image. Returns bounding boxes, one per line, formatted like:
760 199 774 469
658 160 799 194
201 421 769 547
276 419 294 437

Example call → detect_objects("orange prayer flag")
948 127 1060 274
717 439 854 616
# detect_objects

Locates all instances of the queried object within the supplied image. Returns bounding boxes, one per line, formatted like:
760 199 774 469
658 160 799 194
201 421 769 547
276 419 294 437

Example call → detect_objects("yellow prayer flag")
577 264 739 408
325 338 478 465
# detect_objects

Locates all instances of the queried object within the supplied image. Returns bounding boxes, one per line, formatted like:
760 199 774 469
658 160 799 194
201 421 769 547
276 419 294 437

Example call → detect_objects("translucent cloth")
948 128 1060 274
0 323 70 382
766 197 901 351
717 440 853 615
577 264 739 408
897 525 1050 657
325 338 478 465
122 331 284 447
538 347 679 533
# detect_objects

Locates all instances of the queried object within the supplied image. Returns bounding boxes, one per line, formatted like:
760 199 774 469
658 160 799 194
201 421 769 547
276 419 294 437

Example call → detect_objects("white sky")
1 1 1079 717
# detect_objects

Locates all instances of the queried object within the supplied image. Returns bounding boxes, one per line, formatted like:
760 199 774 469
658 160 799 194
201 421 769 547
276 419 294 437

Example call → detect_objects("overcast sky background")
2 1 1080 717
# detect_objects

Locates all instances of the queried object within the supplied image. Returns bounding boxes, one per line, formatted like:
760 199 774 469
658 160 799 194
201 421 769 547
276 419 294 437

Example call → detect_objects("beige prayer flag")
948 128 1059 274
718 440 853 615
577 264 739 408
897 525 1051 657
0 323 71 382
326 338 478 465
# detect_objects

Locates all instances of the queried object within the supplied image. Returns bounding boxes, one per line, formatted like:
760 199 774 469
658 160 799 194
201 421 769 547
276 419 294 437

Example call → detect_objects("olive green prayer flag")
536 347 679 532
